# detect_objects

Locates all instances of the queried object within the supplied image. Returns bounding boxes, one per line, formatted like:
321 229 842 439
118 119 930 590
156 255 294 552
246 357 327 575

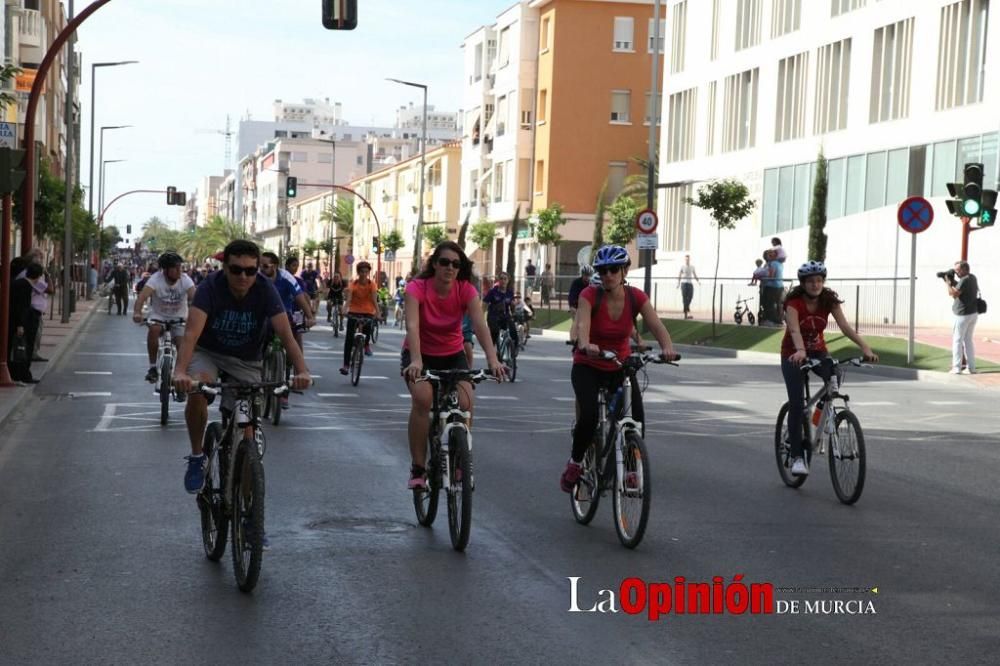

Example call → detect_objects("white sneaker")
790 457 809 476
962 368 976 375
949 368 962 374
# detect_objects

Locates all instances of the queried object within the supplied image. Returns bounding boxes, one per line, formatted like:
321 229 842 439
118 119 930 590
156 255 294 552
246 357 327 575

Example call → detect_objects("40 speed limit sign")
635 208 658 234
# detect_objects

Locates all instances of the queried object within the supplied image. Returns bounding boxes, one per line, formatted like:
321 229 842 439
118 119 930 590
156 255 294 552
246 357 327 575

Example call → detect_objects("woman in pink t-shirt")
402 241 506 490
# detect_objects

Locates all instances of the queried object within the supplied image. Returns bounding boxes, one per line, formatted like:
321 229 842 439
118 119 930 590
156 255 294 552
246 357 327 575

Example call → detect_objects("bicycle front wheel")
570 438 601 525
413 450 440 527
446 427 473 551
198 423 229 561
829 410 866 505
350 339 363 386
231 442 265 593
270 352 285 427
371 320 380 344
775 402 809 489
613 431 650 549
159 356 173 426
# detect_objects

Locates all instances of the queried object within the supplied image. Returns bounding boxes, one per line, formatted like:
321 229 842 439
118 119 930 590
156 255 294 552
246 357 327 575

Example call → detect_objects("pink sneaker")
560 459 583 493
408 465 427 490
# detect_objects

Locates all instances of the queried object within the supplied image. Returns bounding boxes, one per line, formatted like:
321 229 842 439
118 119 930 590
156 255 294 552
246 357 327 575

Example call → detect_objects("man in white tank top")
677 254 700 319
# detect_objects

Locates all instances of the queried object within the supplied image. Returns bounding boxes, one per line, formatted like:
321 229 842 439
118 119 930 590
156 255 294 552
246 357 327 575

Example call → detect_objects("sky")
75 0 512 237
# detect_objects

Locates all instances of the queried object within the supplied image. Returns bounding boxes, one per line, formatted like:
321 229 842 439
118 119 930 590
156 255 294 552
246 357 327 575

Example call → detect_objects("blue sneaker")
364 344 373 357
184 455 206 494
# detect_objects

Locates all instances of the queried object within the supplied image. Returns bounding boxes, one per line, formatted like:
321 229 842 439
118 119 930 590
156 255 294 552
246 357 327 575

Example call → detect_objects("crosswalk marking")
317 393 358 398
75 371 112 375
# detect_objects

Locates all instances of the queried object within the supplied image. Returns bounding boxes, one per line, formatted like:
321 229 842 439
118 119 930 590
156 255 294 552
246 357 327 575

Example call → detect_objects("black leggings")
570 363 644 462
488 317 518 348
343 316 373 366
780 354 834 458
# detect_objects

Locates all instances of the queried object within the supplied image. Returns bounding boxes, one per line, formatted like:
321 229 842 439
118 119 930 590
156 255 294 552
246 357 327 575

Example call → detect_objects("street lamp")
386 77 428 273
88 61 138 219
97 125 132 219
316 136 337 275
99 159 126 239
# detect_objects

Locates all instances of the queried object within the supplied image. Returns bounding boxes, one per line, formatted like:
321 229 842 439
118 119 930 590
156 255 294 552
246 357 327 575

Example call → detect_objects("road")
0 310 997 664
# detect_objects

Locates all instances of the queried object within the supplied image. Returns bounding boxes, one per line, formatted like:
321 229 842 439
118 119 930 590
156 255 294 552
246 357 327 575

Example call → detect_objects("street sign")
635 208 658 234
345 254 355 265
897 196 934 234
636 233 658 250
0 122 16 149
384 250 395 262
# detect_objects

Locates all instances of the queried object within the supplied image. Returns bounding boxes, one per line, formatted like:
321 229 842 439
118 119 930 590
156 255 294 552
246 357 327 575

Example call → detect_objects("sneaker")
365 344 373 356
560 459 583 493
408 465 427 490
145 366 158 383
949 368 962 374
790 457 809 476
339 365 349 375
184 455 207 494
280 396 290 410
962 368 976 375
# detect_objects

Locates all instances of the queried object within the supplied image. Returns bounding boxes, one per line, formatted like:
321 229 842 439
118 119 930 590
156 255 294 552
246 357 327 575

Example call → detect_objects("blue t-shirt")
271 268 304 314
192 270 285 361
765 260 784 289
300 269 320 295
483 285 514 321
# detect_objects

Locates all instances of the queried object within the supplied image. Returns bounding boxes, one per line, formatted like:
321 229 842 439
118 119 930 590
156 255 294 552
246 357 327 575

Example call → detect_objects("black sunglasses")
436 257 461 269
596 265 622 275
227 264 259 277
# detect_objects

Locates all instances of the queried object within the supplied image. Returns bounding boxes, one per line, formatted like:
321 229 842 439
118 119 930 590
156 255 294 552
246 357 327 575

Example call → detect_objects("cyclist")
133 252 196 384
513 292 535 346
392 280 406 326
483 272 517 348
326 272 346 326
173 240 312 494
376 283 391 323
300 262 321 314
781 261 878 476
402 241 506 489
340 261 379 375
560 245 678 493
261 252 316 346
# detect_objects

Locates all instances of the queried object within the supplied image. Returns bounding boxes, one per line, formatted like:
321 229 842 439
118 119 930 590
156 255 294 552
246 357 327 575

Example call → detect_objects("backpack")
592 285 641 329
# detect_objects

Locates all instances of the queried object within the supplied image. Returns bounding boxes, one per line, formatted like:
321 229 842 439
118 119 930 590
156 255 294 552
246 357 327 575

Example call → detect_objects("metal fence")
515 274 912 339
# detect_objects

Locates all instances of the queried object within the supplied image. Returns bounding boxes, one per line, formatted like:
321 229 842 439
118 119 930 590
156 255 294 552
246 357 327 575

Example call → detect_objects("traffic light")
0 147 26 194
126 224 132 235
372 235 380 253
962 162 983 217
167 186 176 205
981 188 997 227
286 176 298 198
176 191 187 206
322 0 357 30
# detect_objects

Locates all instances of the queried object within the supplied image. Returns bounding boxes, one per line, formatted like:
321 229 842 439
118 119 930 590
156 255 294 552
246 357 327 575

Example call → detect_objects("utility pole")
643 0 662 297
61 0 76 323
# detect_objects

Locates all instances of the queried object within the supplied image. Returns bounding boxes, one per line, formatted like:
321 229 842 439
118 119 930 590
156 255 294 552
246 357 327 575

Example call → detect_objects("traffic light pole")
0 194 14 386
960 216 987 262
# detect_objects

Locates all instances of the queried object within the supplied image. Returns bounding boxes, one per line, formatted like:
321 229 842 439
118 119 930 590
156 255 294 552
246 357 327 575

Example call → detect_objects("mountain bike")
145 318 185 425
347 314 375 387
329 300 343 337
496 325 518 382
569 347 678 549
260 314 308 425
411 368 499 551
775 357 870 504
734 296 756 326
195 379 287 593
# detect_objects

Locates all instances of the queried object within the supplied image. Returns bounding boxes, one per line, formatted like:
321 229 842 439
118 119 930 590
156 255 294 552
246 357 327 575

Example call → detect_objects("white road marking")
77 352 145 356
478 395 519 400
549 379 572 382
361 376 389 380
704 399 746 406
928 401 964 406
75 371 113 375
676 380 711 384
70 391 112 398
553 397 575 402
397 393 411 398
851 401 896 406
317 393 359 398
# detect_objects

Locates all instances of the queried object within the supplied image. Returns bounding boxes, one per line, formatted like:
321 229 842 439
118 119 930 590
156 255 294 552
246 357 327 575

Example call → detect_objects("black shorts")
400 349 469 376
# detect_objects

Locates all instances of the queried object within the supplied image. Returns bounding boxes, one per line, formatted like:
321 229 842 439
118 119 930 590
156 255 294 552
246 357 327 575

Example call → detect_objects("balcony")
18 9 42 48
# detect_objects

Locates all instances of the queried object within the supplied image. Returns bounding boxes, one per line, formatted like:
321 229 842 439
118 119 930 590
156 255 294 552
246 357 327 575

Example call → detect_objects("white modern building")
656 0 998 328
395 102 460 143
195 175 226 227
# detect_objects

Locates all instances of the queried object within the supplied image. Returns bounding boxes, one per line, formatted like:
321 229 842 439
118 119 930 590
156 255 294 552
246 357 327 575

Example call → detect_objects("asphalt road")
0 310 997 664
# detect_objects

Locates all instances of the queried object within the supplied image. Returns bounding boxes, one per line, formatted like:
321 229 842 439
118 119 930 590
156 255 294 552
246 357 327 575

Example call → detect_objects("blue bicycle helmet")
592 244 630 268
797 260 827 280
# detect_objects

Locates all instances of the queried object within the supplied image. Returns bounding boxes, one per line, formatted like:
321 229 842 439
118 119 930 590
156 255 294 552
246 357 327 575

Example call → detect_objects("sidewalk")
0 296 100 426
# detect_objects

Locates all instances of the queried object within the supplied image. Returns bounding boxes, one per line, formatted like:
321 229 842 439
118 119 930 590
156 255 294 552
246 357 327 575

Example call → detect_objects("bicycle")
195 379 288 593
734 296 756 326
329 300 344 338
411 368 499 551
145 317 185 426
394 301 405 329
370 314 381 345
514 315 531 351
496 325 518 382
775 357 869 505
260 314 308 425
346 314 375 387
569 346 679 549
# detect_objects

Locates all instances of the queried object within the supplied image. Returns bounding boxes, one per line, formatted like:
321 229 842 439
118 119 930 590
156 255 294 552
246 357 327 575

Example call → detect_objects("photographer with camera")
942 261 979 374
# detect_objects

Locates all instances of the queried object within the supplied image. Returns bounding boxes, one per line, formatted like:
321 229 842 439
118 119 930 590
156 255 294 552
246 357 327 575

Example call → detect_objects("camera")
936 268 957 286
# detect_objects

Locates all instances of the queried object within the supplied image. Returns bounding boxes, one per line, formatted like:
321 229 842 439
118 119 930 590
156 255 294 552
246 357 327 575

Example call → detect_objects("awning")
477 165 494 185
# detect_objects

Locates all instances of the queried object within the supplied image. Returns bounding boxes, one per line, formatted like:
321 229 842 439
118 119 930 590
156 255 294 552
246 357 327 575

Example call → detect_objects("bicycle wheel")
350 338 363 386
198 422 229 561
333 308 340 337
613 431 650 549
413 448 440 527
270 352 284 427
159 356 173 426
371 319 380 344
829 410 866 505
747 312 756 326
230 441 265 593
570 438 601 525
734 312 743 325
774 402 810 489
260 355 274 418
446 427 473 551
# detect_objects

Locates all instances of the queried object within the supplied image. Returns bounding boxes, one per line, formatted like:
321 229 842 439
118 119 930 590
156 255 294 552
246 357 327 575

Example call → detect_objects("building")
395 102 460 142
273 97 346 127
215 171 237 222
656 0 999 327
196 174 227 227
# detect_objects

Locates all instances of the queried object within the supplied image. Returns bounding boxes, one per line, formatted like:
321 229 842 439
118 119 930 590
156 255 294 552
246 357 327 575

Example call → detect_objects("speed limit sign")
635 208 658 234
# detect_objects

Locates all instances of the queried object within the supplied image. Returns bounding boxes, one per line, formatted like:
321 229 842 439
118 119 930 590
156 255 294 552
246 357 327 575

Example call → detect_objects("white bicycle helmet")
797 260 827 280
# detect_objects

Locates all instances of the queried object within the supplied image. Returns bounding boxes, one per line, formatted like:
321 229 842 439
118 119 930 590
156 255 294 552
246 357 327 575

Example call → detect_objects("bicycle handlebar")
416 368 501 385
144 318 186 326
197 380 289 398
800 356 872 371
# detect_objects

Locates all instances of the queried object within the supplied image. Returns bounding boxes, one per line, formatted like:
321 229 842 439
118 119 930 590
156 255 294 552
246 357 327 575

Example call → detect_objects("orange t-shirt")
347 279 378 315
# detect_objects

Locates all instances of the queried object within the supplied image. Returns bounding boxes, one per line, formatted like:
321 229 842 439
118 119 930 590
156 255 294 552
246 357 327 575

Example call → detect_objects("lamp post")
88 62 138 221
386 77 428 273
316 136 337 275
99 159 126 242
96 125 132 232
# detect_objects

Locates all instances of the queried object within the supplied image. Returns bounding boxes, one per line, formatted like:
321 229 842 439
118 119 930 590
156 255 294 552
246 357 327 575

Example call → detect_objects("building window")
645 92 663 125
870 18 914 123
666 88 696 162
722 68 758 152
497 95 508 136
936 0 989 111
499 26 511 67
735 0 762 51
831 0 866 17
291 151 308 162
474 43 483 82
865 151 888 210
762 169 779 235
845 154 866 216
534 160 545 194
318 152 333 164
706 81 718 156
886 148 910 203
608 162 628 197
537 89 548 123
520 89 533 127
711 0 721 60
540 16 550 51
774 51 808 142
469 169 479 206
611 90 631 123
494 162 505 202
771 0 801 38
613 16 635 51
814 38 852 134
356 155 363 166
652 16 669 56
663 184 693 252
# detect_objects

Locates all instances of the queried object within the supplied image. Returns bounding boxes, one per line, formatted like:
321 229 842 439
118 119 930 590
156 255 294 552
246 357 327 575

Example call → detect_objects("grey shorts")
188 348 263 409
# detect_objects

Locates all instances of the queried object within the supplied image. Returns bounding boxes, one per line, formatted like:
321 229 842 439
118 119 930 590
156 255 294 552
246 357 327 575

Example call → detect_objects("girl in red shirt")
782 261 878 476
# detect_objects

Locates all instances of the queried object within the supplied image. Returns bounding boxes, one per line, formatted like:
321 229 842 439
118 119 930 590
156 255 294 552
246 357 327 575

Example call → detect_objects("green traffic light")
982 210 994 226
964 199 981 215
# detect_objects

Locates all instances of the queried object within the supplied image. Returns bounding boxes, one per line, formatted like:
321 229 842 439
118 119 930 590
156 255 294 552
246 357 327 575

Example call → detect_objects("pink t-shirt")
404 278 478 356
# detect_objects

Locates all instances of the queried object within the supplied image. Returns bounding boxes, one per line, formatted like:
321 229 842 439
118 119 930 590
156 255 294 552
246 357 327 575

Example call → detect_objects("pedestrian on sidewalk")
762 249 785 326
106 263 130 315
677 254 700 319
87 263 98 300
947 260 979 374
524 259 537 295
8 262 44 383
540 263 554 307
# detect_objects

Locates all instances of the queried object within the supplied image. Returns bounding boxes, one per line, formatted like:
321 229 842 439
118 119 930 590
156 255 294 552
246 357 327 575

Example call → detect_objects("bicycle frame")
428 379 473 491
800 361 850 456
592 372 643 494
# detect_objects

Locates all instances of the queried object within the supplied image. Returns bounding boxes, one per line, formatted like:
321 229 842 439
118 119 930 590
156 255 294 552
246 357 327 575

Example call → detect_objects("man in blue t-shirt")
174 240 312 494
763 249 785 326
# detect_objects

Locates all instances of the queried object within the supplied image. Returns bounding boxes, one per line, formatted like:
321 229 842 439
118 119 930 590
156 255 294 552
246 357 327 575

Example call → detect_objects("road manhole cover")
308 517 411 534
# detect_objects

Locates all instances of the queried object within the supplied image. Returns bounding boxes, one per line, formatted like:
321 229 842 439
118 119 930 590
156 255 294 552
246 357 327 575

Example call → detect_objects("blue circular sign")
897 196 934 234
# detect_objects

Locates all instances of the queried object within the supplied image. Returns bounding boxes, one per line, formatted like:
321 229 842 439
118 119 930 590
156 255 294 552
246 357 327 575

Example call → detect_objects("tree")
100 225 120 257
422 224 448 249
177 215 250 263
506 204 521 278
535 202 567 246
456 210 472 250
0 64 20 112
808 148 829 262
381 229 406 254
470 220 496 275
686 179 756 336
606 194 639 246
619 147 659 206
592 180 608 256
302 239 321 266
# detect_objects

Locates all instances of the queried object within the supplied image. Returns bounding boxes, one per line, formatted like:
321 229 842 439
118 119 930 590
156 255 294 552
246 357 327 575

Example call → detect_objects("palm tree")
320 197 354 274
619 147 660 206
